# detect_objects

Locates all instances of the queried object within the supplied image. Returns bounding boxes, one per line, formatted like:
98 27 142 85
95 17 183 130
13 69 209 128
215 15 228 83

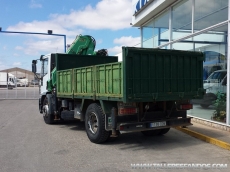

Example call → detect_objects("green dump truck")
32 36 204 144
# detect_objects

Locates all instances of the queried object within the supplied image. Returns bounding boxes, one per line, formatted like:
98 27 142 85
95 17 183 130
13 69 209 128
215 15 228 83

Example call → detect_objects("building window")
172 0 192 40
143 21 154 48
139 0 229 125
142 10 169 48
171 24 228 124
194 0 228 31
153 10 169 47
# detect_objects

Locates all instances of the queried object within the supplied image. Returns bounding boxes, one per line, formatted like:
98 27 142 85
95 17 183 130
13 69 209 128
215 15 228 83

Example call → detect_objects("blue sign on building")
135 0 150 13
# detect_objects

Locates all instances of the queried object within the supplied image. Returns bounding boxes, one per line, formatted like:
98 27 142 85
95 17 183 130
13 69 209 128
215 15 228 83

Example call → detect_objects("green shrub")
212 92 226 122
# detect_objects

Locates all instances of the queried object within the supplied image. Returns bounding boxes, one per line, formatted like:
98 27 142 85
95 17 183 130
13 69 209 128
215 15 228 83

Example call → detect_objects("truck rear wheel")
42 97 54 124
85 103 110 144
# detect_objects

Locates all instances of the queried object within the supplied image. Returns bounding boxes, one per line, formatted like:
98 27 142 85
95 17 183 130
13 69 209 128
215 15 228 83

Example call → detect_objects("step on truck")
32 35 205 144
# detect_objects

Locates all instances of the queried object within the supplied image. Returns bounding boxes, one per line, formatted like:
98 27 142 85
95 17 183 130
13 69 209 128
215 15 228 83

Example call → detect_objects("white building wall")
132 0 177 26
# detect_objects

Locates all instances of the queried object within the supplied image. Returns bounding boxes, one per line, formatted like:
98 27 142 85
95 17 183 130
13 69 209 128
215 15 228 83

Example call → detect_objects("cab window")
41 59 48 77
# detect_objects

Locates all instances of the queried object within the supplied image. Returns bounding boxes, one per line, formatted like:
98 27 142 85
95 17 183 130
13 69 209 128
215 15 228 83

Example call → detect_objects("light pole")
0 28 66 52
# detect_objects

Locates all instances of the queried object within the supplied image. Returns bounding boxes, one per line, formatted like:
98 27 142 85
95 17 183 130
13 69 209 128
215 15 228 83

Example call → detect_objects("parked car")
31 79 39 86
193 70 227 108
17 78 29 87
17 81 28 87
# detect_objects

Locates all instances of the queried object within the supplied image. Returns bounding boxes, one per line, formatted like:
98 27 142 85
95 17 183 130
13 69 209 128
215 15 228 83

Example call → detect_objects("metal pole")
140 27 143 48
192 0 194 34
16 70 17 99
0 30 66 53
157 20 228 49
6 72 8 99
192 0 195 51
25 84 26 98
64 35 66 52
226 0 230 126
169 6 172 49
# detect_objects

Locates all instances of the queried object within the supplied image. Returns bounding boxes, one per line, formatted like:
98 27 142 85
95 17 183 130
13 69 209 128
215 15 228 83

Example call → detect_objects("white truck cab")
33 54 55 113
39 54 52 95
0 72 16 89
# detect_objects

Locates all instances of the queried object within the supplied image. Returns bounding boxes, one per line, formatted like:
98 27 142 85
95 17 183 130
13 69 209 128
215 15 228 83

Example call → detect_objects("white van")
17 77 29 87
204 70 227 94
196 70 227 108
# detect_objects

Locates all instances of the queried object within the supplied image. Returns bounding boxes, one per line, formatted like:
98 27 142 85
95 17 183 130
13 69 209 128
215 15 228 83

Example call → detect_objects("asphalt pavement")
0 100 229 172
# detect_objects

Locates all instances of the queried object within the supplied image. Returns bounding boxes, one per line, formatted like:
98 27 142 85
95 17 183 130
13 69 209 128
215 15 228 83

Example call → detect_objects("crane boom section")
66 35 96 55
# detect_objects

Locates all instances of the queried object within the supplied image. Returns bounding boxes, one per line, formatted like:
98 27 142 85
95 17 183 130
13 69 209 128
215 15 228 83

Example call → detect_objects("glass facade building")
132 0 229 126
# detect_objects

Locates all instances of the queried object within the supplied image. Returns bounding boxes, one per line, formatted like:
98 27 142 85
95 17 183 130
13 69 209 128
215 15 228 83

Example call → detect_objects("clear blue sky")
0 0 140 71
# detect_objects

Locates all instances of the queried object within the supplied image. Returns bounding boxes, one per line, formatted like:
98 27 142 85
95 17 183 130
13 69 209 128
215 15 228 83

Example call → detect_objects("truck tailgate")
122 47 205 102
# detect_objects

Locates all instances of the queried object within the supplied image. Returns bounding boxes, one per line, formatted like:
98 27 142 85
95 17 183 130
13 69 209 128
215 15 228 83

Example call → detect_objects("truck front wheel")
42 97 54 124
85 103 110 144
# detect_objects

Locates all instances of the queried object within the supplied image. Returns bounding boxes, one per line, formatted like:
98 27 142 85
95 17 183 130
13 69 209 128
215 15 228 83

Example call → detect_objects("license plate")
149 121 166 128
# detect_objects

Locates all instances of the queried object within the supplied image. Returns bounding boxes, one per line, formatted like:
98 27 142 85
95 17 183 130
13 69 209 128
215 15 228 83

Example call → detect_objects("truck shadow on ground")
56 120 207 151
103 129 208 151
50 119 223 152
57 120 86 131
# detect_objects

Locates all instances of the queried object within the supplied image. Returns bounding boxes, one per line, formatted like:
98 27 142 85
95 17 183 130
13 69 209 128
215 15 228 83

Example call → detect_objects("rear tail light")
179 104 193 110
119 108 137 115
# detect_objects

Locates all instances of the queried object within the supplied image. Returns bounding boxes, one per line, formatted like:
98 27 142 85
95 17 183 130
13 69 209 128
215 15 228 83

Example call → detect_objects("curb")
190 117 230 132
175 127 230 151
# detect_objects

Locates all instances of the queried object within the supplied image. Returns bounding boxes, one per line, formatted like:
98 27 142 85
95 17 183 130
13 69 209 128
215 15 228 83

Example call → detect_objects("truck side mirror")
32 60 37 73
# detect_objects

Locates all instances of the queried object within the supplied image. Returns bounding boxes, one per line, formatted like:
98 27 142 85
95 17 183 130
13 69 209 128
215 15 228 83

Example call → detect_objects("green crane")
47 35 107 91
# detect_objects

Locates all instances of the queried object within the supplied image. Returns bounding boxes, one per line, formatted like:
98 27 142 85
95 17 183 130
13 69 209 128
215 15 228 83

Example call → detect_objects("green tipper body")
55 47 205 102
47 35 97 91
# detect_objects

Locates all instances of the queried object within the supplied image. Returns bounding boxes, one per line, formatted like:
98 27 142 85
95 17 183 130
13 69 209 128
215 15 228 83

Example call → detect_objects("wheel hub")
43 105 49 117
87 112 98 134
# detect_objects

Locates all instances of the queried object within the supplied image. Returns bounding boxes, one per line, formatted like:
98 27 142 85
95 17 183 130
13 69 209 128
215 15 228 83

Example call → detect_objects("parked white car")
17 78 29 87
194 70 227 108
204 70 226 94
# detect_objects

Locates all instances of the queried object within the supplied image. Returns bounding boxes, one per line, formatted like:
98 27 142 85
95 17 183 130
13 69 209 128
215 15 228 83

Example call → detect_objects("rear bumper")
118 117 192 134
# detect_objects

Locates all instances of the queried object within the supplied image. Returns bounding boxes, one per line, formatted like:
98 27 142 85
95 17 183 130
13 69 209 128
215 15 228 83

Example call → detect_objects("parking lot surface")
0 100 229 172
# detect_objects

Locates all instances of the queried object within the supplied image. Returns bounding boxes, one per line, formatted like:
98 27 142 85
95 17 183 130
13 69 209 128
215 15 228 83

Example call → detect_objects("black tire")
42 97 54 124
85 103 110 144
200 93 217 108
141 129 161 136
200 104 210 108
7 84 13 89
158 128 170 135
